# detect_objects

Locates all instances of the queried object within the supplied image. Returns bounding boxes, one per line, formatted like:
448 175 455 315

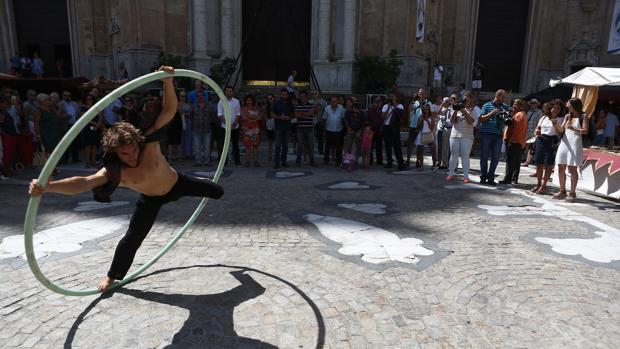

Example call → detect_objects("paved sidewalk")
1 155 619 348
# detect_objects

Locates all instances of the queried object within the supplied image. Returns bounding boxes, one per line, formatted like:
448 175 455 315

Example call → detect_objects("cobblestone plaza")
1 156 619 348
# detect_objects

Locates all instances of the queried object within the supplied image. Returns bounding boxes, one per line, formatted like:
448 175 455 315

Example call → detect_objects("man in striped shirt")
294 91 317 167
478 89 510 185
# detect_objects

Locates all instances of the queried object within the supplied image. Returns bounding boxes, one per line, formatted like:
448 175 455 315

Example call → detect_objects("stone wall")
3 0 620 94
67 0 189 79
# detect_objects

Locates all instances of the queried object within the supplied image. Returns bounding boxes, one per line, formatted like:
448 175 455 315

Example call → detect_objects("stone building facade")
1 0 619 95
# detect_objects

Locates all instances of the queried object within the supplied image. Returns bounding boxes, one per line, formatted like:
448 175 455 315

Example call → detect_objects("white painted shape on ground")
304 214 433 264
328 181 370 189
478 189 620 263
0 215 130 260
275 171 306 178
195 171 216 178
337 203 387 215
73 201 130 212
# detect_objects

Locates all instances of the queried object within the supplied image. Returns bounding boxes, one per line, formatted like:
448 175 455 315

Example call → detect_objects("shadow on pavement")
63 264 325 349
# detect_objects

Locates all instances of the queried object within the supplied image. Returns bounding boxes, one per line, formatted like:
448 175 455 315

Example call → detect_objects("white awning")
549 67 620 87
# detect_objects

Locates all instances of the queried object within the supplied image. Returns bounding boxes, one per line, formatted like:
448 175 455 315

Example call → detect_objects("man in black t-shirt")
344 103 366 157
271 89 294 168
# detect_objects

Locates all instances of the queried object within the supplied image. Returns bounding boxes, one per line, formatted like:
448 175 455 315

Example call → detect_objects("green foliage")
152 52 191 89
357 49 403 94
154 52 185 70
210 57 237 87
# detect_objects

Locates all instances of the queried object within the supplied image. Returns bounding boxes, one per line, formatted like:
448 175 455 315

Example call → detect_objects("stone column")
462 0 480 89
316 0 331 61
220 0 233 58
65 0 82 76
342 0 357 61
0 0 18 73
192 0 208 57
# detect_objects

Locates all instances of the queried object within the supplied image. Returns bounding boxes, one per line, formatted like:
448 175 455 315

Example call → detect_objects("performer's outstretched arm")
145 66 177 135
29 168 108 196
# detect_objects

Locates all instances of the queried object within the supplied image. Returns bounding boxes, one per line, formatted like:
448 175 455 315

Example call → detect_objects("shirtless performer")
29 66 224 291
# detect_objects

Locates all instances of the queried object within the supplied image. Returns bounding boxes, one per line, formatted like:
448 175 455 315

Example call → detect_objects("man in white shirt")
216 86 241 166
433 64 444 93
287 70 297 100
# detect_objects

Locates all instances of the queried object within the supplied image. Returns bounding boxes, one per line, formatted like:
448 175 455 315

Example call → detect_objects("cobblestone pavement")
1 153 619 348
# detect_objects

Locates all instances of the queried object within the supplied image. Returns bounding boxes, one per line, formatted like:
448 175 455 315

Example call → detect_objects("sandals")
552 191 567 200
565 192 577 203
536 186 547 195
530 185 540 193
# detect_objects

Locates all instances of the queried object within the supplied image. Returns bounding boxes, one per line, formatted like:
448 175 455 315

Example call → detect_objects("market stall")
550 67 620 200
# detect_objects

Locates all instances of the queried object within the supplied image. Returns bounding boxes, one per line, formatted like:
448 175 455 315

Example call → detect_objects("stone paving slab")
0 156 619 348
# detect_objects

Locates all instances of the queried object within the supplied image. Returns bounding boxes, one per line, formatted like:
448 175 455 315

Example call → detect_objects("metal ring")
23 69 231 296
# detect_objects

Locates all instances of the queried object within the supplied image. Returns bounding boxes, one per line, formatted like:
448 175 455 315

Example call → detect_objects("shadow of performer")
117 269 277 348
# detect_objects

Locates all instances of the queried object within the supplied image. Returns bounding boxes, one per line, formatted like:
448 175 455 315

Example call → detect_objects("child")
361 123 374 169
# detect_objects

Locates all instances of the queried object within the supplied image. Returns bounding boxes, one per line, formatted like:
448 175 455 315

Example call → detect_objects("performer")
28 66 224 292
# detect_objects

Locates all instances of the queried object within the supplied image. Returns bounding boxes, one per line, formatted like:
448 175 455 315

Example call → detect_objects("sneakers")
463 178 472 184
0 175 8 180
445 175 454 181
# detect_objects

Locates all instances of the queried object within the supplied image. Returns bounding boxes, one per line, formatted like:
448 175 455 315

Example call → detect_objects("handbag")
32 142 48 167
421 131 434 145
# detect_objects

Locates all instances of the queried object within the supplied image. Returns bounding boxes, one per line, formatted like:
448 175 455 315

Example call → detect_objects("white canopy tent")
549 67 620 87
548 67 620 117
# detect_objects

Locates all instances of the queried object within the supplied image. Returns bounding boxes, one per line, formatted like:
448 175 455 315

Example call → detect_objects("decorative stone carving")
564 31 600 74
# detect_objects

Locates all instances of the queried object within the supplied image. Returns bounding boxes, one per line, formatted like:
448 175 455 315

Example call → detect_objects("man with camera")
478 89 510 185
382 93 406 170
499 99 527 185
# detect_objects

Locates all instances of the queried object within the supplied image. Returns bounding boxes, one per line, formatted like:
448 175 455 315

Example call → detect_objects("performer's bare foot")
97 276 114 292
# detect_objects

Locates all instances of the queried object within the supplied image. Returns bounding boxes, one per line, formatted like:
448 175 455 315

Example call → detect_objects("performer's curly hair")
102 122 145 153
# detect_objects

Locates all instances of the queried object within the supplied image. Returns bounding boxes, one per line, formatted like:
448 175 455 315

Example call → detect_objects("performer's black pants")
107 173 224 280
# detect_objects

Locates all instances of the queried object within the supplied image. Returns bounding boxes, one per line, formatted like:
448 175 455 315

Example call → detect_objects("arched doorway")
474 0 530 92
241 0 312 84
12 0 72 77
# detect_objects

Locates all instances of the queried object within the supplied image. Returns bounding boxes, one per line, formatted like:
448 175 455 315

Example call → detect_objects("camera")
452 102 465 110
496 110 514 126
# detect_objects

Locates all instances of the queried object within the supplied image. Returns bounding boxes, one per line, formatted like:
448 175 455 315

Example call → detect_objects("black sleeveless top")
92 124 169 202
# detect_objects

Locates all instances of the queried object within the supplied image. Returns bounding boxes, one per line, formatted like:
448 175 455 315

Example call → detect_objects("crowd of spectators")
1 77 618 203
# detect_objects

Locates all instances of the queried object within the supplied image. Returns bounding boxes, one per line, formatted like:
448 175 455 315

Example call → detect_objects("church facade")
1 0 619 95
